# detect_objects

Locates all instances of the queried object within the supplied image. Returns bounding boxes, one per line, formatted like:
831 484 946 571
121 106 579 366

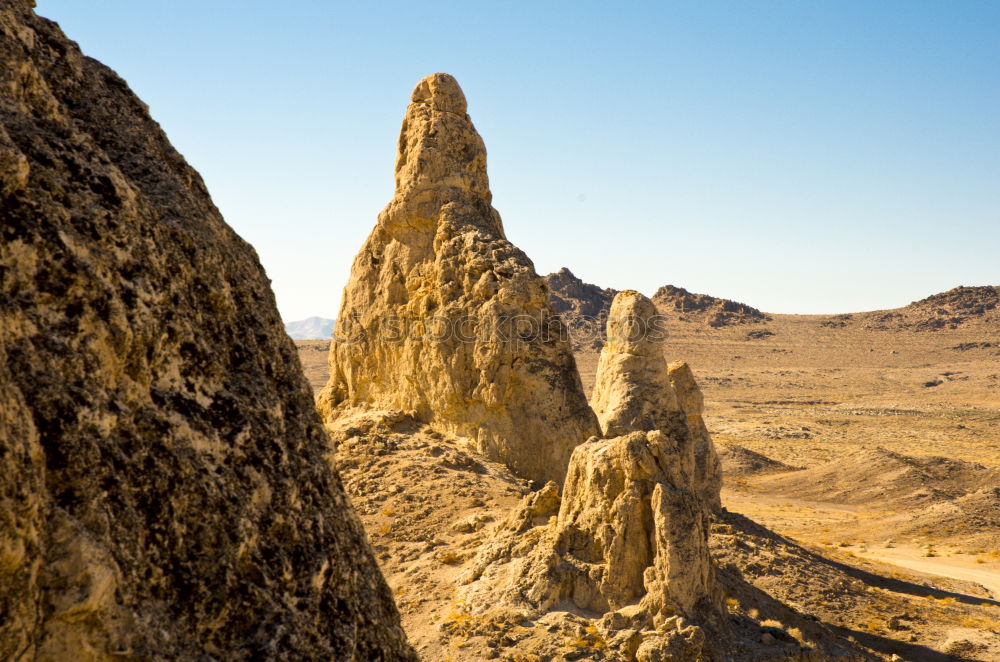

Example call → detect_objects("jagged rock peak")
393 72 492 210
590 290 680 437
411 72 467 113
0 6 413 659
319 73 599 485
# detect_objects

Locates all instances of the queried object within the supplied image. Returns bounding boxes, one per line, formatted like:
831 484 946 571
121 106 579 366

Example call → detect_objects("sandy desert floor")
295 301 1000 660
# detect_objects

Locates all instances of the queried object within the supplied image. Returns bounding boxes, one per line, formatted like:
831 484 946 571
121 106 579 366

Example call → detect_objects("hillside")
652 284 772 327
857 285 1000 332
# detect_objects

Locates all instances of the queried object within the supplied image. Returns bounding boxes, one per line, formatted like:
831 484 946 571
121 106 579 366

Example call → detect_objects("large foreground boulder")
0 3 413 659
318 73 598 485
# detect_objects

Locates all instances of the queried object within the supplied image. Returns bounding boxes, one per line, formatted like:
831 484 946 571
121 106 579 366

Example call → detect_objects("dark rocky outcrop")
544 268 619 350
0 3 414 659
652 284 770 328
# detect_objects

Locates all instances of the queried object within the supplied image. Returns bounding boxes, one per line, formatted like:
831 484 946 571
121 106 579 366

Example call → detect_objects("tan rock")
318 73 598 485
590 290 679 437
462 430 723 626
459 289 724 655
668 361 723 512
590 291 722 512
0 3 414 658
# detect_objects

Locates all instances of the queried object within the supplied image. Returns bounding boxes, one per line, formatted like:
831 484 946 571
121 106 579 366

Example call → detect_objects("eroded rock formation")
459 290 725 660
590 290 679 436
0 3 413 659
669 361 724 512
589 291 722 511
318 73 598 485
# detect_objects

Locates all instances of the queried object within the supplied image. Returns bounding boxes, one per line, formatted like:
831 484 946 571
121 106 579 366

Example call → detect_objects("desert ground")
296 282 1000 661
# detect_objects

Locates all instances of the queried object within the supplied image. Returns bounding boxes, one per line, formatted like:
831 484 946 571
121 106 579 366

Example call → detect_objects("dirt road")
855 547 1000 600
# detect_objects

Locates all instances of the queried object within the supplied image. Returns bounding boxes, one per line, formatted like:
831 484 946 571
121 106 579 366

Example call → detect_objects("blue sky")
36 0 1000 319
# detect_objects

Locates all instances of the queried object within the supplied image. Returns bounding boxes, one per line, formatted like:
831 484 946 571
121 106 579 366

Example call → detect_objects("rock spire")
458 290 725 659
318 73 598 485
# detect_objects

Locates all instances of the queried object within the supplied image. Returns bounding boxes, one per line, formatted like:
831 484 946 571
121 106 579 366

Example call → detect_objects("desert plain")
297 278 1000 661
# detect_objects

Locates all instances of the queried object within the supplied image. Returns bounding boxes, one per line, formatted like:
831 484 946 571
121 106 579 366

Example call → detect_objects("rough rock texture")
460 435 725 659
459 291 725 660
668 361 723 512
589 291 722 511
544 267 618 350
590 291 679 437
318 73 599 485
0 4 414 659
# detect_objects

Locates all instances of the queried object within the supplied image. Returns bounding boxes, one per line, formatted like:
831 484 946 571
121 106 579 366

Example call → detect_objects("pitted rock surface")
318 73 598 485
0 3 414 659
458 290 726 660
590 290 680 437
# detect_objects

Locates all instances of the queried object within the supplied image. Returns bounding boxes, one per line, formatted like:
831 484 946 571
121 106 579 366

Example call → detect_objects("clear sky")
36 0 1000 320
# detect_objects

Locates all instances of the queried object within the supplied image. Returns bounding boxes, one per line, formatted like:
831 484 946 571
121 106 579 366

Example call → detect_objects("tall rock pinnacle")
590 291 723 511
458 290 725 658
318 73 599 485
590 290 680 436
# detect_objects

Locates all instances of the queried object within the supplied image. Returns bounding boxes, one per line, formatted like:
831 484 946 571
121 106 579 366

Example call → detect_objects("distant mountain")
856 285 1000 332
543 268 770 342
651 284 770 328
285 317 335 340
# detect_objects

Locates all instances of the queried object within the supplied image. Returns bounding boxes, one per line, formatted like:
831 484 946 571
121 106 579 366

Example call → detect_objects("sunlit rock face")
318 73 599 486
0 3 414 659
458 290 725 660
591 291 722 511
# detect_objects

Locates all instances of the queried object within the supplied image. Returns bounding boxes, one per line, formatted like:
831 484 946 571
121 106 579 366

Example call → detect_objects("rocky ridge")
0 3 412 659
652 284 771 328
860 285 1000 332
544 267 619 350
